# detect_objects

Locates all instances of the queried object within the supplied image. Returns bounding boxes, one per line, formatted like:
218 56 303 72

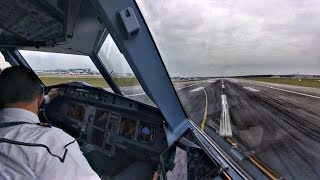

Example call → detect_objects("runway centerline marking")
243 87 260 92
219 95 233 137
248 82 320 99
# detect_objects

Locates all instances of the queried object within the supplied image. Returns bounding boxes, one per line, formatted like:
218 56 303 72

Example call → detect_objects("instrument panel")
46 85 167 159
119 118 136 139
66 103 86 121
64 103 161 157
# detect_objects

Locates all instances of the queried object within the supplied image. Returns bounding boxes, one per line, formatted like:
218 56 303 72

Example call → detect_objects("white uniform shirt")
0 108 101 180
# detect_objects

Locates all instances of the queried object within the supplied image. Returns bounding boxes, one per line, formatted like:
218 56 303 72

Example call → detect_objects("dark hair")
0 66 43 107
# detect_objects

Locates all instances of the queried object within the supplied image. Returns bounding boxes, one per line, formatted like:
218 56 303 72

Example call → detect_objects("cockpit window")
137 0 320 179
20 50 112 92
98 34 155 106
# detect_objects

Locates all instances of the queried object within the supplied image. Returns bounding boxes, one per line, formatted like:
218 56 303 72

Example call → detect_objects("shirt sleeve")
27 127 101 180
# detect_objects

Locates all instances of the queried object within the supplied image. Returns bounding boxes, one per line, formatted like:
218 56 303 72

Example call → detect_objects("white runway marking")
250 82 320 99
243 87 260 92
219 95 233 137
127 82 200 97
177 83 199 90
189 86 204 92
207 80 216 83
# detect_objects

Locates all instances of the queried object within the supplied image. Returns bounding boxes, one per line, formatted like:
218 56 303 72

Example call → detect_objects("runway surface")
125 79 320 179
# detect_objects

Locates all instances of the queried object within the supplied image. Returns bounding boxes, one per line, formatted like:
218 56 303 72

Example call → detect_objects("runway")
126 79 320 179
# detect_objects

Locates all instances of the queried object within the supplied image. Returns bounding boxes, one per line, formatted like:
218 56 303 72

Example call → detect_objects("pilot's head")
0 66 44 114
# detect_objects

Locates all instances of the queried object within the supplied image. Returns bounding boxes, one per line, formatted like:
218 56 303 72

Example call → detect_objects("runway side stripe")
177 83 199 90
127 82 200 97
243 87 260 92
251 82 320 99
189 86 204 92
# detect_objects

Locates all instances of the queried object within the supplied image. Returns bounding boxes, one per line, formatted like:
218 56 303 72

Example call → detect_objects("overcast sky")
2 0 319 76
137 0 320 76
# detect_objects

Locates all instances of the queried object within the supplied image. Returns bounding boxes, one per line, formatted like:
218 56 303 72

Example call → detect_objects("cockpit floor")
85 149 157 180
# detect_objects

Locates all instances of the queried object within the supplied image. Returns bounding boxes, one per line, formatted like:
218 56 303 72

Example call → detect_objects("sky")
136 0 320 76
2 0 320 76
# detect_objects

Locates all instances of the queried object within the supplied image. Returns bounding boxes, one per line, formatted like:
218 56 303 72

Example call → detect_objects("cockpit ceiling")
0 0 107 55
0 0 64 42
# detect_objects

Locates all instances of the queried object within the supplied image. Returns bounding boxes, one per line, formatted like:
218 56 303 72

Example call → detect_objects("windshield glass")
98 34 155 106
20 50 112 91
137 0 320 179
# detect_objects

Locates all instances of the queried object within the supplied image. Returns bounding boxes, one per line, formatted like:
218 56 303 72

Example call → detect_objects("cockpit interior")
0 0 276 179
42 83 167 178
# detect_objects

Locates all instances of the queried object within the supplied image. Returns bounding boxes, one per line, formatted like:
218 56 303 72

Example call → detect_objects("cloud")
136 0 320 76
13 0 320 77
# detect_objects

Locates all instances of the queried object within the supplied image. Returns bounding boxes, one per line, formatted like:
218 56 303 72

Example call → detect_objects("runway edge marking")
177 82 200 90
127 82 201 97
189 86 204 92
249 81 320 99
243 87 260 92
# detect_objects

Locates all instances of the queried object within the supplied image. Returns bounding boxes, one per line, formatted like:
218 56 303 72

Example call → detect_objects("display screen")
67 103 86 121
161 130 220 180
91 128 105 147
119 118 136 139
138 122 155 144
94 109 109 128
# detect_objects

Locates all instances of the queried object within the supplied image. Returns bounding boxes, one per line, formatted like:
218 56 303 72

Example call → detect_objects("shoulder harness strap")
0 121 74 163
0 121 52 128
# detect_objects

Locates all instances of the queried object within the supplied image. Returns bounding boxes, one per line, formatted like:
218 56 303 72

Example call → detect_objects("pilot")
0 66 100 180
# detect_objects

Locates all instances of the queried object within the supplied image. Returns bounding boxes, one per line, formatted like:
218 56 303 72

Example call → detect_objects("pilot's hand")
152 171 159 180
47 88 59 100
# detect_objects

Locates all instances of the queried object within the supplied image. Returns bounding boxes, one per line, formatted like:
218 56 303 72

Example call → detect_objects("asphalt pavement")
125 79 320 179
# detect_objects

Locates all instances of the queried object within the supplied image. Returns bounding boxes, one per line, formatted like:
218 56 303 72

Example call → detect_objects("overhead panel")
0 0 64 42
0 0 108 55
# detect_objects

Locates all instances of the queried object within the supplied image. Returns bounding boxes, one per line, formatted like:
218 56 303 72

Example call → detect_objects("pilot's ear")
37 94 44 108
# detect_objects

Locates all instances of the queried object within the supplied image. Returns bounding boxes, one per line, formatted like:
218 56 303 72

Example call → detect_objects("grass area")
243 77 320 89
40 76 139 88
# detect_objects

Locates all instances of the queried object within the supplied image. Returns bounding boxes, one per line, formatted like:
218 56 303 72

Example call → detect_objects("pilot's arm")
43 88 59 104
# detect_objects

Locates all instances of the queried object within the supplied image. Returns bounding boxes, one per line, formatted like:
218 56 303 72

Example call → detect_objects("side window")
98 35 155 106
0 52 11 72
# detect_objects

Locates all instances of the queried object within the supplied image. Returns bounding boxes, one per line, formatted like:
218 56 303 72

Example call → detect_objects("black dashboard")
43 83 168 161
